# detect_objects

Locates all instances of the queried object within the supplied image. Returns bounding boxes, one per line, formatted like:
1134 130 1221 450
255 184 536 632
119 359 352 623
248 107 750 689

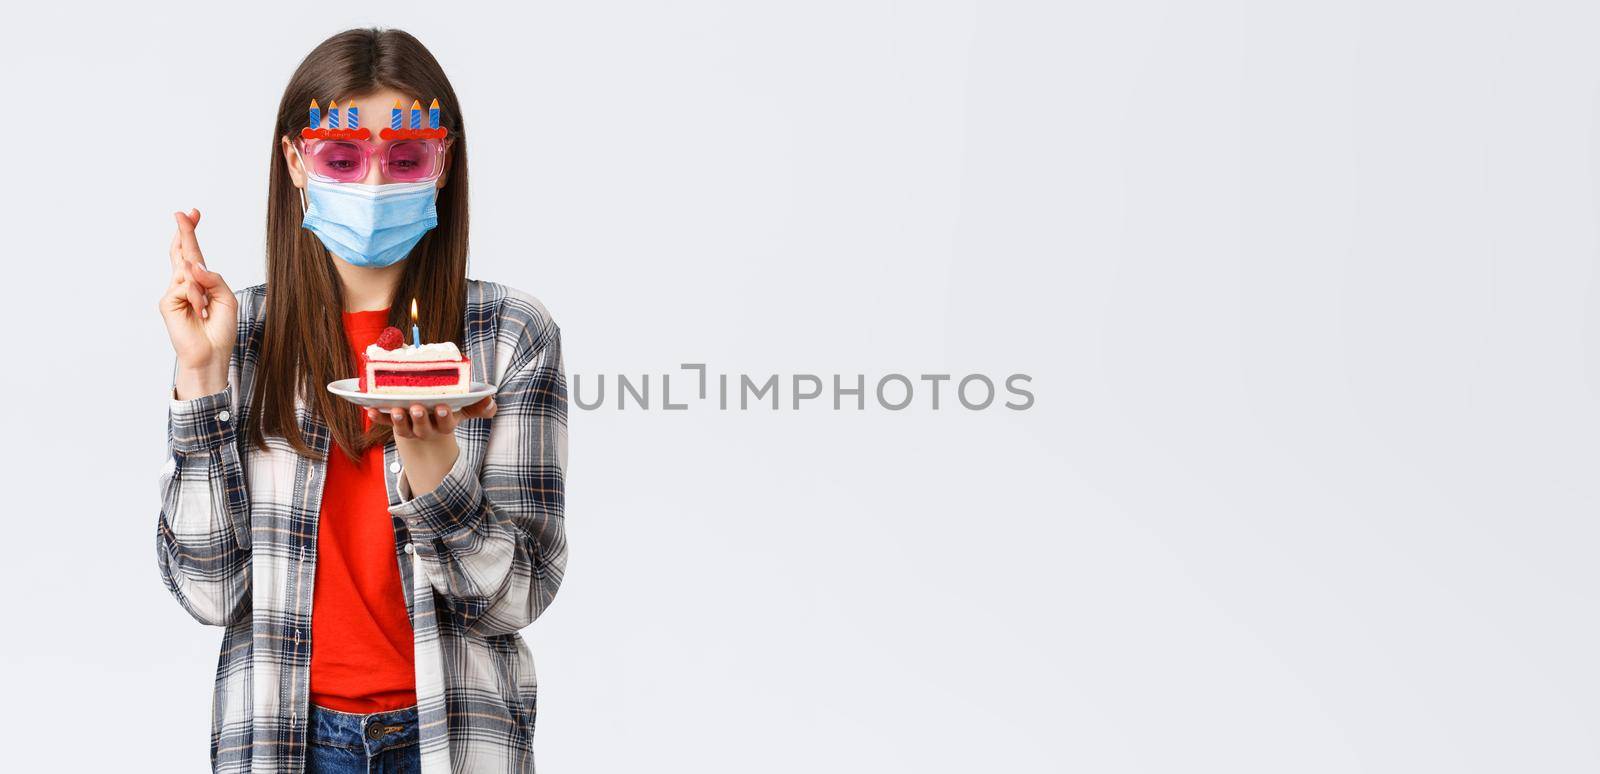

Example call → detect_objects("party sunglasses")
298 137 448 184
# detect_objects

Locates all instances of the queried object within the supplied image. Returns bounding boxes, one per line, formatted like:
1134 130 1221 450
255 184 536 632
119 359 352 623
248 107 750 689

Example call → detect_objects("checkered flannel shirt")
157 279 569 773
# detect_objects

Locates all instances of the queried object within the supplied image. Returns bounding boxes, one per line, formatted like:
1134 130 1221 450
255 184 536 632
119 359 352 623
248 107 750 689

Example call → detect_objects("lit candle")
327 100 339 130
347 102 359 130
390 99 403 130
410 298 420 347
308 99 320 128
409 99 422 130
428 98 440 130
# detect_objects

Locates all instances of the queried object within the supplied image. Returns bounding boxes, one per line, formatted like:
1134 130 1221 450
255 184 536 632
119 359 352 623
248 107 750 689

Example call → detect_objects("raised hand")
367 397 498 494
160 209 239 398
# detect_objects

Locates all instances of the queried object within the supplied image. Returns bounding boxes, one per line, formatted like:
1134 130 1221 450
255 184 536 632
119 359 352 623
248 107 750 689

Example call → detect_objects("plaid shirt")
157 279 569 773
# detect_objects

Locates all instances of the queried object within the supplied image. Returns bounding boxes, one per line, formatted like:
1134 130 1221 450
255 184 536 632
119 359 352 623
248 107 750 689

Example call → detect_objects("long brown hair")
250 28 469 461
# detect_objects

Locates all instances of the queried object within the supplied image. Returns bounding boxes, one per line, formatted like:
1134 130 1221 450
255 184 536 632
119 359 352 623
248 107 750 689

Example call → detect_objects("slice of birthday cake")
359 326 472 395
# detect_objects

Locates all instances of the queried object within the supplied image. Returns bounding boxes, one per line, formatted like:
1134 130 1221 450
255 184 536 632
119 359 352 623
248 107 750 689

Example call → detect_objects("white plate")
327 378 498 411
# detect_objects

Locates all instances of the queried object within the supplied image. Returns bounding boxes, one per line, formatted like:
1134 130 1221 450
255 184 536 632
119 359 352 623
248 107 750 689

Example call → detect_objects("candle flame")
410 298 418 322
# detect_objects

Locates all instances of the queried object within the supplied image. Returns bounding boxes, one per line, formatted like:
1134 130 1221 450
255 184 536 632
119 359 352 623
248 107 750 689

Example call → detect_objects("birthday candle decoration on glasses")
429 98 440 130
391 99 403 130
409 99 422 129
347 101 359 130
308 99 320 128
328 100 340 130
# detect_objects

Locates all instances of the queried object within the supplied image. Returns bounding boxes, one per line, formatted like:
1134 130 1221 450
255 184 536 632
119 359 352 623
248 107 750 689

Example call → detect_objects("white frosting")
366 341 464 362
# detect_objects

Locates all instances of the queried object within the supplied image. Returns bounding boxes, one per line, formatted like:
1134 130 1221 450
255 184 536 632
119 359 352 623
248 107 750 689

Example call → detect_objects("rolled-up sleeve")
157 382 253 627
391 322 569 636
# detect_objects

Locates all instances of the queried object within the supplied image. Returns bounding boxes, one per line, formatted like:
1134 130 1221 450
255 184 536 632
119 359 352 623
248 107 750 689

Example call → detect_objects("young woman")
156 28 569 774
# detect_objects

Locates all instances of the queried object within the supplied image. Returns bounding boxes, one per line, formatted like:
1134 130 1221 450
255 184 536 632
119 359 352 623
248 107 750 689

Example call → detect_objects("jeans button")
366 722 385 740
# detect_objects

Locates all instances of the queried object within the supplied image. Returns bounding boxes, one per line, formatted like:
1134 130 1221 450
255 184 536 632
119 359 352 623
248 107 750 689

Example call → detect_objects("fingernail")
200 307 208 319
436 406 448 417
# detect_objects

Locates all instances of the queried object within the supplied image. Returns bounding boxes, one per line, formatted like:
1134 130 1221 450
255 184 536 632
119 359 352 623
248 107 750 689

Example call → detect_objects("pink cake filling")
360 350 472 395
374 369 462 387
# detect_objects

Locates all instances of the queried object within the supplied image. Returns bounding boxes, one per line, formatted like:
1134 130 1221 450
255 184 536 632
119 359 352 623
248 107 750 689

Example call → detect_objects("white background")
2 1 1597 771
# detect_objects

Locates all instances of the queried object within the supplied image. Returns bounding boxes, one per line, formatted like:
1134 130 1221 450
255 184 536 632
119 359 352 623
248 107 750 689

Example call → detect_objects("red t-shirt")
309 307 418 713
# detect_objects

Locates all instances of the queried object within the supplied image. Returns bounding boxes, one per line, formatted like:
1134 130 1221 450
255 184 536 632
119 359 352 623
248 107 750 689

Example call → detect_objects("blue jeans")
304 702 421 774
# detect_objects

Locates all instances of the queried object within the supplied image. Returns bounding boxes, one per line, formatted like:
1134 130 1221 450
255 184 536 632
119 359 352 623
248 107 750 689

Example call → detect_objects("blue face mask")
301 178 440 268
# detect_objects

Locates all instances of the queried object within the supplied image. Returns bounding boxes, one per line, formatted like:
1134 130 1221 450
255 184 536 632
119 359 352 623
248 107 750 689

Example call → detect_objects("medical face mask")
300 178 440 268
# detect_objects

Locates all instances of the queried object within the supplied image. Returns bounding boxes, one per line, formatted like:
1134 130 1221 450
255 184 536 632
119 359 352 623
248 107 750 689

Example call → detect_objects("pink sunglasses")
298 137 448 184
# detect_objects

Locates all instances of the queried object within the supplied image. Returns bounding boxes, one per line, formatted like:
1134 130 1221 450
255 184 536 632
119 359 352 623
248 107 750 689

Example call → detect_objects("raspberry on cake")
359 326 472 395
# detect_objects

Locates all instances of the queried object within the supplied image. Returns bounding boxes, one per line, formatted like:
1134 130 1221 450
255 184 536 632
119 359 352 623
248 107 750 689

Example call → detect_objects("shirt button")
389 462 402 474
403 543 414 554
216 410 231 422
